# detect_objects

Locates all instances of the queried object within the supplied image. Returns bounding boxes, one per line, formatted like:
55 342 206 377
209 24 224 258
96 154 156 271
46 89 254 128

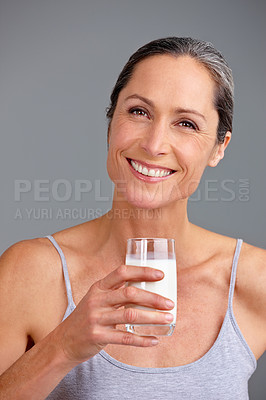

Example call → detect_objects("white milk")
125 256 177 324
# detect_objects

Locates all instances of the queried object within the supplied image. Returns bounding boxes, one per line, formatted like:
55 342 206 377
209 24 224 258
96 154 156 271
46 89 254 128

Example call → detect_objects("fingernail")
166 300 175 308
151 339 159 345
165 313 174 322
154 270 164 278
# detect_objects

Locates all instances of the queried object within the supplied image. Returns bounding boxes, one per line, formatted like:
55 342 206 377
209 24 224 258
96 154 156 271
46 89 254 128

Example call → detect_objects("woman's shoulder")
194 225 266 263
240 239 266 262
237 239 266 291
0 236 56 278
236 240 266 352
194 228 266 355
194 227 266 298
0 234 68 311
0 234 71 341
0 220 98 301
204 230 266 288
0 220 92 287
0 218 103 290
237 239 266 306
0 219 91 273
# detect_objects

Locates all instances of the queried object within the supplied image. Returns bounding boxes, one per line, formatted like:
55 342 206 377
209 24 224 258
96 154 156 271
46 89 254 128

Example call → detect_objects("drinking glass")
125 238 177 336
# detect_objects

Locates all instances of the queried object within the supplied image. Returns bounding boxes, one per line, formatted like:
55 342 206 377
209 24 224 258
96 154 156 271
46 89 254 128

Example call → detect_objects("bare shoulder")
1 236 54 266
0 236 69 341
193 227 266 357
236 240 266 351
0 237 61 290
0 236 67 373
0 220 96 327
0 237 54 292
237 241 266 312
0 218 94 280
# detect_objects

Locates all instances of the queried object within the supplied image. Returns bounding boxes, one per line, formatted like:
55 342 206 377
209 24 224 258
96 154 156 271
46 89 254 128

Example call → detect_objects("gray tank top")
45 235 257 400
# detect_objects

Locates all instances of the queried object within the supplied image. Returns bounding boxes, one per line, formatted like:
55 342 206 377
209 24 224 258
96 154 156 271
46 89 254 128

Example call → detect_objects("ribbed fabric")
45 235 257 400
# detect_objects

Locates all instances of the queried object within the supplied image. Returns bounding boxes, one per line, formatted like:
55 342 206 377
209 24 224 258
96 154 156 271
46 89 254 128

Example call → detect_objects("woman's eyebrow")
125 94 154 107
124 94 206 122
175 107 207 122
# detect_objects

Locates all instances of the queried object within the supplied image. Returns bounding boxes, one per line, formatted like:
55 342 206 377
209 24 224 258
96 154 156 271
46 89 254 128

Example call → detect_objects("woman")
0 37 265 399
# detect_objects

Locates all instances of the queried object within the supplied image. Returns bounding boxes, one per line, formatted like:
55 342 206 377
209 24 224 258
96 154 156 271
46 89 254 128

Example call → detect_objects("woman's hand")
55 264 175 365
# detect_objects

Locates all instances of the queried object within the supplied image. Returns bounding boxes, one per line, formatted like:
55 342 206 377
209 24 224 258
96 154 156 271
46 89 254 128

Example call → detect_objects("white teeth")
142 167 148 176
147 169 155 177
130 159 172 178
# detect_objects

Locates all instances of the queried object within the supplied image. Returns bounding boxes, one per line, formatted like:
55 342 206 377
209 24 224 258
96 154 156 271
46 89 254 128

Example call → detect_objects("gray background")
0 0 265 397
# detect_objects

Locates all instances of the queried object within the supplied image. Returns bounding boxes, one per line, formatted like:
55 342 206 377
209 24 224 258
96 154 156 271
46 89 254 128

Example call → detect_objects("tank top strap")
45 235 75 309
228 238 243 309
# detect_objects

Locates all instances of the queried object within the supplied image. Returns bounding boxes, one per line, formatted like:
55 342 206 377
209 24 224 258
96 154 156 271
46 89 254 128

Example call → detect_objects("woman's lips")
127 158 176 182
128 158 175 173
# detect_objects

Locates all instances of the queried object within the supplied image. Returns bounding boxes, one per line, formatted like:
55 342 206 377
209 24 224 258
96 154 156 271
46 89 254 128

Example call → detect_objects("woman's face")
107 54 230 209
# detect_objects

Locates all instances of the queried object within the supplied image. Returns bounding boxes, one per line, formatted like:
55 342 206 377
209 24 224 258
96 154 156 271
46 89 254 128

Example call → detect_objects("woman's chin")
125 192 167 211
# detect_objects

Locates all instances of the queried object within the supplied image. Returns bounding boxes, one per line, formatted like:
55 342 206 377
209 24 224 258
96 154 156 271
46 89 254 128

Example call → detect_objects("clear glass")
125 238 177 336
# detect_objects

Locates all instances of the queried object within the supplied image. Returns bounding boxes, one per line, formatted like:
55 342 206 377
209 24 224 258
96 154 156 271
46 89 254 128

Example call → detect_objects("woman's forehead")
119 54 217 114
129 54 214 89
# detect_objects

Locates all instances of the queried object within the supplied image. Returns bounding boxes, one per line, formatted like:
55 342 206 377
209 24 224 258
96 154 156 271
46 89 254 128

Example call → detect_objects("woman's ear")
208 131 231 167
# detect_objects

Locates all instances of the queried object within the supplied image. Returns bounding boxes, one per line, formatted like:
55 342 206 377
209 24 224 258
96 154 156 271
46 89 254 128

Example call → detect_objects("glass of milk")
125 238 177 336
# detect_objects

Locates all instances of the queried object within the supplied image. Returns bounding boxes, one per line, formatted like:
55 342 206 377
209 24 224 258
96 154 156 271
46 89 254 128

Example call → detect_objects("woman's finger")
100 307 174 326
97 264 164 291
98 328 159 347
101 285 175 310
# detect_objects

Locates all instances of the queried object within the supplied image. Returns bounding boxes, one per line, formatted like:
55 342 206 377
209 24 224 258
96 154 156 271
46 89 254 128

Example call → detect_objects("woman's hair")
106 37 234 144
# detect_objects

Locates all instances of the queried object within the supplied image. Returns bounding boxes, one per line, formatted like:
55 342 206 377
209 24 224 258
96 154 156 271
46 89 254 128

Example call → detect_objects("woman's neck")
97 197 196 261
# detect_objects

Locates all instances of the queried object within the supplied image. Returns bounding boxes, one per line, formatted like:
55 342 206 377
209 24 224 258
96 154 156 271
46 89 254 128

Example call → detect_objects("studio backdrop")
0 0 265 398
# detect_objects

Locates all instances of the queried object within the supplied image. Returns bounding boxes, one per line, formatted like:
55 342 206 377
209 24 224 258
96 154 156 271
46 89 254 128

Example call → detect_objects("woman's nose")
140 121 170 157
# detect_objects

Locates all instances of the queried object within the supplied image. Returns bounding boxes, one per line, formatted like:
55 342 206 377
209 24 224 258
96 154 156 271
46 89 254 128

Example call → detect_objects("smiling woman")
0 37 265 400
106 52 230 209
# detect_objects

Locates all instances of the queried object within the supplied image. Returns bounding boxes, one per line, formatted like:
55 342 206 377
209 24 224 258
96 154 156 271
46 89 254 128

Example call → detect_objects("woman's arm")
0 241 78 399
0 330 77 400
0 239 174 399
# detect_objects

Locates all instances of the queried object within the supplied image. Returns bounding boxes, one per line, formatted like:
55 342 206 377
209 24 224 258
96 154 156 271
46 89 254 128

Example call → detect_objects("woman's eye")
129 108 148 118
178 120 196 130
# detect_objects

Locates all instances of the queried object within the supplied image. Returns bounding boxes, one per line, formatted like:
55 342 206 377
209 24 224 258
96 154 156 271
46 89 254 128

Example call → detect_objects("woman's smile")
127 157 176 182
